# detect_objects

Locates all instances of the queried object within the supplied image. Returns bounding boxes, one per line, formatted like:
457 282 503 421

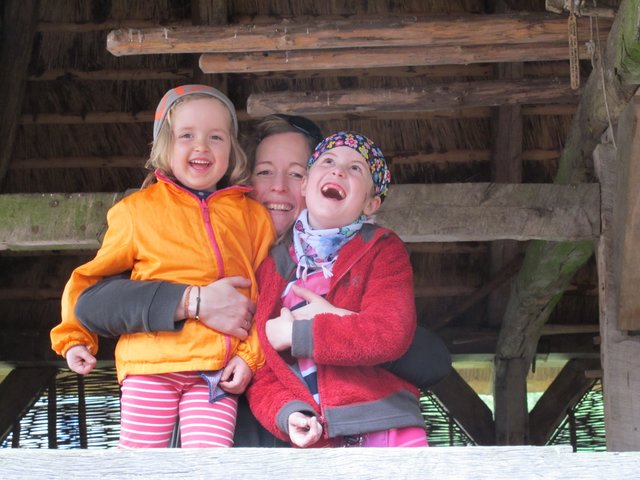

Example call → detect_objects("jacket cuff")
147 282 188 332
276 400 318 435
291 319 313 358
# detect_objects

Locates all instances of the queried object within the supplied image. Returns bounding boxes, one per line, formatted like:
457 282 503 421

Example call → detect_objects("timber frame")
2 0 640 458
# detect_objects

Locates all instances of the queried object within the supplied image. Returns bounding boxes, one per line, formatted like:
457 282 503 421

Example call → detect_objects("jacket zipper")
157 172 239 364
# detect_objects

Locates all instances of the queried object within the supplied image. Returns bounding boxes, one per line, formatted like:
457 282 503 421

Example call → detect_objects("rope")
589 0 617 149
568 1 581 90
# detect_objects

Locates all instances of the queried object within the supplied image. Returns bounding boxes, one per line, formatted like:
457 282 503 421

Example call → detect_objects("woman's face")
250 132 311 235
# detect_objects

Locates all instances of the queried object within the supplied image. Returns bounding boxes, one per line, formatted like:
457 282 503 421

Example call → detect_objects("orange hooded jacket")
51 174 275 383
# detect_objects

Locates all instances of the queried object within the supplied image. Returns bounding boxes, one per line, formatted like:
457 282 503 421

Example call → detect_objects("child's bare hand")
290 285 354 319
65 345 96 375
265 308 294 351
219 355 252 394
288 412 323 448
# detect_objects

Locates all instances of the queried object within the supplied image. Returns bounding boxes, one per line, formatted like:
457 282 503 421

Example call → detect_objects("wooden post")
594 98 640 451
494 357 529 445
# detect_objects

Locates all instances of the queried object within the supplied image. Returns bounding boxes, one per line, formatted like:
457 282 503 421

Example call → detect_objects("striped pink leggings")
119 371 238 449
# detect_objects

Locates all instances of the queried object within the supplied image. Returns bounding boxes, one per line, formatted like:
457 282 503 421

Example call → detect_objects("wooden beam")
0 185 599 252
430 369 495 445
494 357 529 445
0 193 123 251
0 0 40 183
611 98 640 331
199 41 601 73
529 358 600 445
545 0 616 18
246 78 580 117
0 367 58 442
377 183 599 242
106 13 608 56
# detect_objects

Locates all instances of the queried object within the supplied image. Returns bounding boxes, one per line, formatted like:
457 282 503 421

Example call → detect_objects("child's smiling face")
302 146 381 230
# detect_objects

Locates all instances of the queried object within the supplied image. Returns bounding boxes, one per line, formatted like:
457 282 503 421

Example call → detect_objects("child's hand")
289 285 354 319
265 307 294 351
219 355 252 394
195 277 255 340
65 345 97 375
288 412 323 448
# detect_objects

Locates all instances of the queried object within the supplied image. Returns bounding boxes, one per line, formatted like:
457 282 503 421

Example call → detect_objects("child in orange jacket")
50 85 275 448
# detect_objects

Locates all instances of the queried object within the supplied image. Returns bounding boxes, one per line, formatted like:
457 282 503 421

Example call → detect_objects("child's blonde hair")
142 87 250 189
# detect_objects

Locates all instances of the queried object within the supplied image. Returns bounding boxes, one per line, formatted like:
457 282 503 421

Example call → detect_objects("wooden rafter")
246 78 580 117
529 358 600 445
106 13 609 56
199 41 602 73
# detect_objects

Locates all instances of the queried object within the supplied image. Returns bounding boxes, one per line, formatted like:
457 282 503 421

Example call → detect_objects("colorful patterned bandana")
308 131 391 202
153 84 238 140
292 209 367 280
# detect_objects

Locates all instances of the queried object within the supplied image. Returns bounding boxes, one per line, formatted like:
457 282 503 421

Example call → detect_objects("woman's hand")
187 276 255 340
288 412 323 448
289 285 354 319
65 345 97 375
219 355 252 394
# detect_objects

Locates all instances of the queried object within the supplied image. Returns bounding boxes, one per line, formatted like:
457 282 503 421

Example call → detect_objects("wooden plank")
529 358 600 445
106 13 608 56
0 0 40 183
199 41 601 73
5 446 640 479
0 184 599 252
430 369 495 445
0 193 123 251
246 78 580 117
377 183 599 242
0 367 58 442
595 106 640 451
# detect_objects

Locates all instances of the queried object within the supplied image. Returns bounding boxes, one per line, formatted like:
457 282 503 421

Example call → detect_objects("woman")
74 114 451 447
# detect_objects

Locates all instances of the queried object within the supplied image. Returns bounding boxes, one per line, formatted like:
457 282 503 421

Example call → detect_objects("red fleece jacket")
246 225 424 444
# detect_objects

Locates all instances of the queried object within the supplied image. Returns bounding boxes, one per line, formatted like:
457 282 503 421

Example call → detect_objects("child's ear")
301 175 308 197
363 195 382 216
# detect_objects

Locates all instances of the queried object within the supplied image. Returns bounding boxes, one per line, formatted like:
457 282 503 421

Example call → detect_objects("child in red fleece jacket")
246 131 428 448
